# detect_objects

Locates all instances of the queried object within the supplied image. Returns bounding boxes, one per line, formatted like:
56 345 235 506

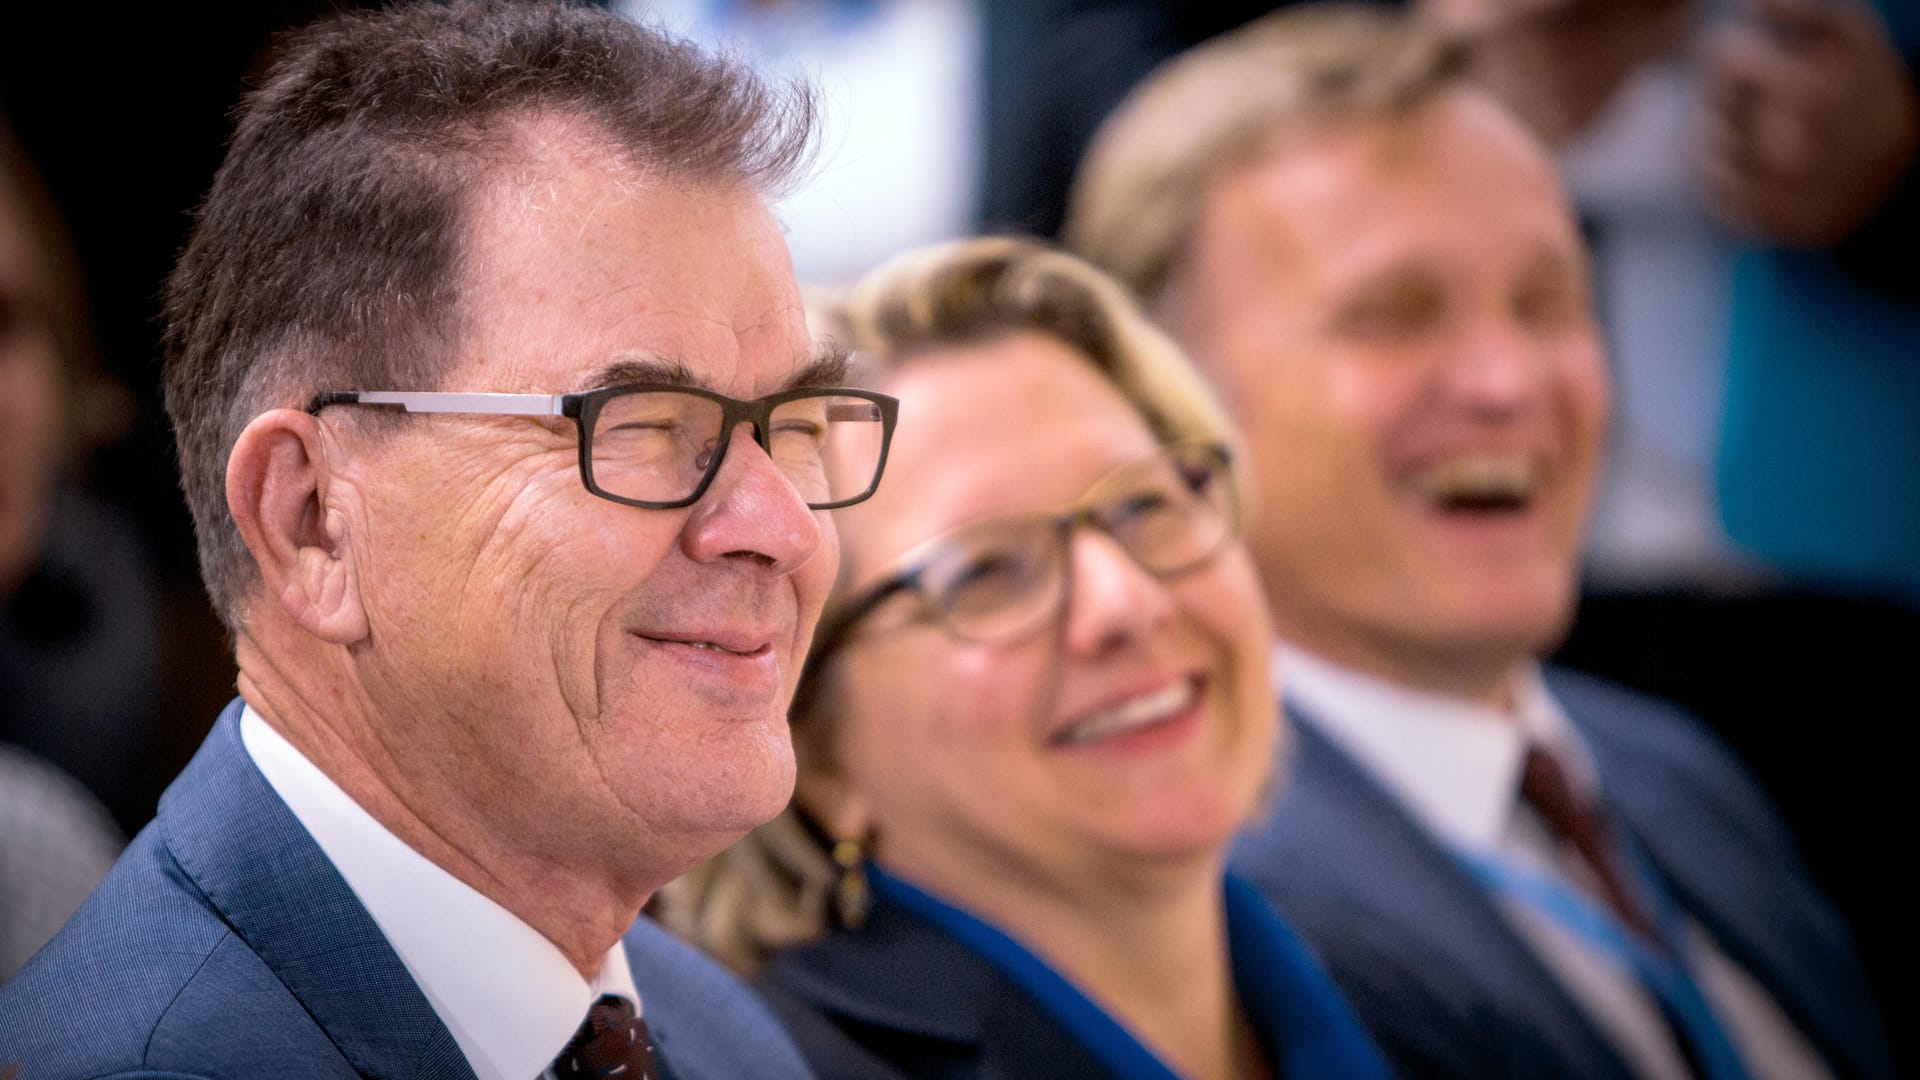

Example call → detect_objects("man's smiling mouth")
1403 454 1540 514
682 640 761 657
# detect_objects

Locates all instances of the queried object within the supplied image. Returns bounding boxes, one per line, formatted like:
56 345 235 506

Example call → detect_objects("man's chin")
621 759 795 894
1425 565 1577 640
688 735 798 835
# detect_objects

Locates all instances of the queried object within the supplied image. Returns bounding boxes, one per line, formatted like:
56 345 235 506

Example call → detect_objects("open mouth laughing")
1403 454 1540 515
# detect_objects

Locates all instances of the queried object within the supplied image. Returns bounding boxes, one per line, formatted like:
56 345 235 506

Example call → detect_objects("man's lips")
629 630 775 658
1050 675 1204 748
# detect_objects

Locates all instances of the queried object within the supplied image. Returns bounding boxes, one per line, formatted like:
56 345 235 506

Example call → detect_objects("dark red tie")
1519 745 1659 942
1519 746 1756 1079
551 994 660 1080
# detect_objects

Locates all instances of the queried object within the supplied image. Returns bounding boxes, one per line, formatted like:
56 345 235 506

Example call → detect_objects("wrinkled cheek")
474 531 623 722
556 603 620 724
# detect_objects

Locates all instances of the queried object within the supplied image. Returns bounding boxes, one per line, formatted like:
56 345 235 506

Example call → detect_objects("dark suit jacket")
759 894 1119 1080
1230 667 1892 1080
0 699 813 1080
756 874 1387 1080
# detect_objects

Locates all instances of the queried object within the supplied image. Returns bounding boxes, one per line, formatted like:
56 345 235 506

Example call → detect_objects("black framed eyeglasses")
808 441 1239 661
307 384 899 510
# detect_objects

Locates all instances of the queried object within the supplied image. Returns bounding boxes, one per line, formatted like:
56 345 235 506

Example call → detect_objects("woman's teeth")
1058 679 1197 746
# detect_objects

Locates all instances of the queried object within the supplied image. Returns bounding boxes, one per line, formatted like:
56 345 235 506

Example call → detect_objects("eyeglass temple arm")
809 574 919 665
305 390 570 416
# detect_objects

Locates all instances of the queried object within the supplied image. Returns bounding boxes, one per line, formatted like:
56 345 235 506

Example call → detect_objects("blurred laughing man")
1069 7 1890 1079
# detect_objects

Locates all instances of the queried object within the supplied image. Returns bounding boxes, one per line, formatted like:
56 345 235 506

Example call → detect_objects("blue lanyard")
1459 843 1750 1080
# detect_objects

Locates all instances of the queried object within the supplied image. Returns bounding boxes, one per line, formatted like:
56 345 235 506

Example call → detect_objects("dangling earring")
832 837 871 930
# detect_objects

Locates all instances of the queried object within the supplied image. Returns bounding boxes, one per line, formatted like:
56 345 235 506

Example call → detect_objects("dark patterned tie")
1518 744 1659 942
551 994 660 1079
1518 745 1750 1080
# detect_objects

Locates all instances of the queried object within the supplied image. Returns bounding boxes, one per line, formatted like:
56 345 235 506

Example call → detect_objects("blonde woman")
665 238 1388 1080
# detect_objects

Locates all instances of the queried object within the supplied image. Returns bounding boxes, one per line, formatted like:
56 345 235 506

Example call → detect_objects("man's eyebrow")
784 341 853 391
576 342 851 395
577 356 698 391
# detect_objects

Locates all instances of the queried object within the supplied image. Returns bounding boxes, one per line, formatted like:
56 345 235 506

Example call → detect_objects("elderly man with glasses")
0 5 897 1079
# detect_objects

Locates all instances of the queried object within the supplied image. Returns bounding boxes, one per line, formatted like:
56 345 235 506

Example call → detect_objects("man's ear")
226 408 369 645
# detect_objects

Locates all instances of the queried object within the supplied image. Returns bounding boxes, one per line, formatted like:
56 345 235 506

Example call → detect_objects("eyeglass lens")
915 445 1234 643
589 391 888 507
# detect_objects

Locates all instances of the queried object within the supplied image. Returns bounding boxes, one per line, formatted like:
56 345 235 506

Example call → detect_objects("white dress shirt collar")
240 703 639 1080
1273 643 1596 854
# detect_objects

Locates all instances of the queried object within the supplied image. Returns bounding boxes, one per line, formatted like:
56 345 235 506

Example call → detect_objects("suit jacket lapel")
1249 711 1636 1080
158 700 473 1080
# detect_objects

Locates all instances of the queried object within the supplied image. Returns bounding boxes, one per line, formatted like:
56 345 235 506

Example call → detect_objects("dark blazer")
0 699 814 1080
1230 667 1892 1080
756 874 1387 1080
760 894 1118 1080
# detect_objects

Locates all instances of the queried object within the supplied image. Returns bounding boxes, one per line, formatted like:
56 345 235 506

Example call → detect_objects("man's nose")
680 421 822 573
1441 313 1544 416
1060 528 1173 657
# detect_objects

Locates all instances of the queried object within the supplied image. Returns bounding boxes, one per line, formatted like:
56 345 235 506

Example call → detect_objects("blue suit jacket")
1230 668 1892 1080
0 699 814 1080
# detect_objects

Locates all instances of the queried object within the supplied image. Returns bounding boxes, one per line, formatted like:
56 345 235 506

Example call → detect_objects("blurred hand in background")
1424 0 1695 145
1701 0 1918 246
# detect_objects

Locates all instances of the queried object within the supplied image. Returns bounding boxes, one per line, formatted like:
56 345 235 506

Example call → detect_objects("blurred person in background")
1702 0 1919 598
1527 0 1920 591
0 3 886 1075
0 743 119 983
0 115 156 822
662 237 1391 1080
988 2 1920 942
0 117 125 982
2 5 394 833
1069 7 1890 1079
1525 3 1920 1058
990 0 1920 594
980 0 1691 238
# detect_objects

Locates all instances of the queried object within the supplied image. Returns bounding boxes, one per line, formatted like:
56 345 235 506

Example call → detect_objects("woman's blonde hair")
653 235 1241 974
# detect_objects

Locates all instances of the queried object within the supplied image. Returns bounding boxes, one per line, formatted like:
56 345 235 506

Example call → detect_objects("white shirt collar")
240 702 639 1080
1273 643 1595 854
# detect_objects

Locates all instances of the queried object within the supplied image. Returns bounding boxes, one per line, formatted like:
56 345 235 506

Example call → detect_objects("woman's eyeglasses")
809 441 1238 661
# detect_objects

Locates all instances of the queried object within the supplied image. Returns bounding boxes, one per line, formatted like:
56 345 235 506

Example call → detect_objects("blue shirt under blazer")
0 698 815 1080
755 863 1391 1079
1230 668 1892 1080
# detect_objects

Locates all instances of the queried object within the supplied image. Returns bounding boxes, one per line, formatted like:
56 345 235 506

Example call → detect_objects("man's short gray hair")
162 0 817 630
